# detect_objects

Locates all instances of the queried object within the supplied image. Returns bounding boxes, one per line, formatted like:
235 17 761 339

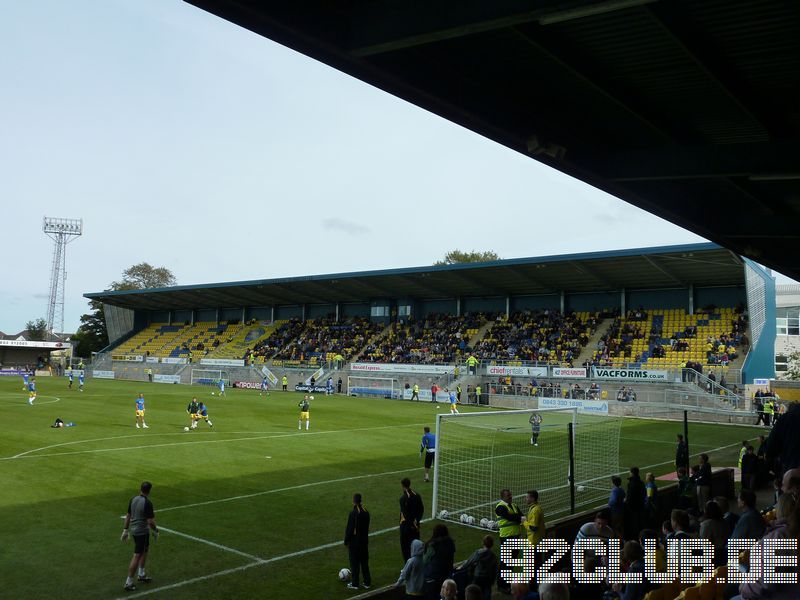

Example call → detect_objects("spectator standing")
431 383 439 404
423 524 456 600
411 383 420 402
120 481 158 592
741 446 758 490
494 489 524 594
524 490 546 549
608 476 626 536
696 454 712 511
396 538 426 599
399 478 424 562
338 377 343 394
343 493 372 590
644 472 659 522
624 467 646 539
675 434 689 474
766 402 800 472
460 535 498 600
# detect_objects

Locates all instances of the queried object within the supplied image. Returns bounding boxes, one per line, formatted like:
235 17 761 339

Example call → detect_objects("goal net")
190 369 230 387
432 407 621 529
347 376 398 399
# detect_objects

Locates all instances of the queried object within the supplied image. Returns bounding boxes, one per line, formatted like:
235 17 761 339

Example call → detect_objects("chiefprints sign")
200 358 245 367
552 367 587 378
112 354 144 362
161 357 188 365
153 374 181 384
350 362 455 375
485 365 548 377
295 384 328 393
92 370 115 379
592 367 669 381
539 397 609 415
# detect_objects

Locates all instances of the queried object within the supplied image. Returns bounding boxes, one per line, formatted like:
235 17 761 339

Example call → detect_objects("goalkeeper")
420 426 436 482
187 397 199 429
120 481 158 592
529 413 542 446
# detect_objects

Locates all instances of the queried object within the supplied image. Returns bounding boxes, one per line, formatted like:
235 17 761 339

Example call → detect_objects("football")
438 510 449 520
183 427 189 432
309 395 314 400
459 514 468 523
466 516 476 525
338 568 351 582
211 392 215 395
480 518 489 528
577 485 586 492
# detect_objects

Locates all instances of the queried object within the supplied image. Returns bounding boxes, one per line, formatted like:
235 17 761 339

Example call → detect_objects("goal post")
346 376 398 399
432 407 620 529
190 369 230 387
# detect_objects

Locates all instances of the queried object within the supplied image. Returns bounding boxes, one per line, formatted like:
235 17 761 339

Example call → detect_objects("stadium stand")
208 321 284 361
591 308 748 374
472 310 598 366
112 323 188 357
360 313 488 363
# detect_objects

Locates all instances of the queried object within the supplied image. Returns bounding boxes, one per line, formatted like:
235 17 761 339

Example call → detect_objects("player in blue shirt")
326 377 333 396
195 402 213 428
135 394 148 429
260 377 269 396
420 426 436 482
22 370 30 391
78 371 85 392
67 368 74 389
28 378 37 405
447 388 459 414
217 379 226 396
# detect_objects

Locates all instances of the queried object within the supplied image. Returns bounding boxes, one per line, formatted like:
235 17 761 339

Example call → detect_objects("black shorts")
132 533 150 555
424 452 435 469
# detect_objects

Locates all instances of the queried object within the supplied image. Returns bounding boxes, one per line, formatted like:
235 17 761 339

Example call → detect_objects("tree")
784 350 800 381
74 263 176 356
434 250 500 265
72 300 109 357
112 263 177 290
25 318 48 340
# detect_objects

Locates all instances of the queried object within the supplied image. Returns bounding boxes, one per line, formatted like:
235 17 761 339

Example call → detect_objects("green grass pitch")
0 377 763 599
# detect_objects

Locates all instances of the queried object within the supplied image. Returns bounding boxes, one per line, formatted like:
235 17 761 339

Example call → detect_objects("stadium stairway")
348 323 392 363
574 317 613 366
469 320 496 349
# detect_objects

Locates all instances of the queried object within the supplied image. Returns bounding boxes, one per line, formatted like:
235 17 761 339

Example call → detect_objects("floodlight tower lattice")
43 217 83 338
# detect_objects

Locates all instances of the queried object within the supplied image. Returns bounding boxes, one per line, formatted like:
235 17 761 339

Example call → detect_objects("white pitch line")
117 520 423 598
158 526 266 563
0 394 61 407
1 422 428 461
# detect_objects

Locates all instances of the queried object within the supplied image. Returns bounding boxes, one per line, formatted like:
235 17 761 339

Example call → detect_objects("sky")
1 0 781 335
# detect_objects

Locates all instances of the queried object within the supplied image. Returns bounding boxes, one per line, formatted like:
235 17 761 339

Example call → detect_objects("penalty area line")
117 521 419 598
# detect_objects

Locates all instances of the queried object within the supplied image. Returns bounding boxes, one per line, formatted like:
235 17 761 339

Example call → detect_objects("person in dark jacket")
460 535 498 600
766 402 800 473
423 524 455 600
400 478 425 562
624 467 647 539
344 493 371 590
741 445 758 490
731 489 765 540
675 434 689 474
695 454 712 512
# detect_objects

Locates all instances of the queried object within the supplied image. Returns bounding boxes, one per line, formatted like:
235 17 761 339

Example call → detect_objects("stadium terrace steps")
349 323 392 363
575 317 613 366
469 320 495 349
